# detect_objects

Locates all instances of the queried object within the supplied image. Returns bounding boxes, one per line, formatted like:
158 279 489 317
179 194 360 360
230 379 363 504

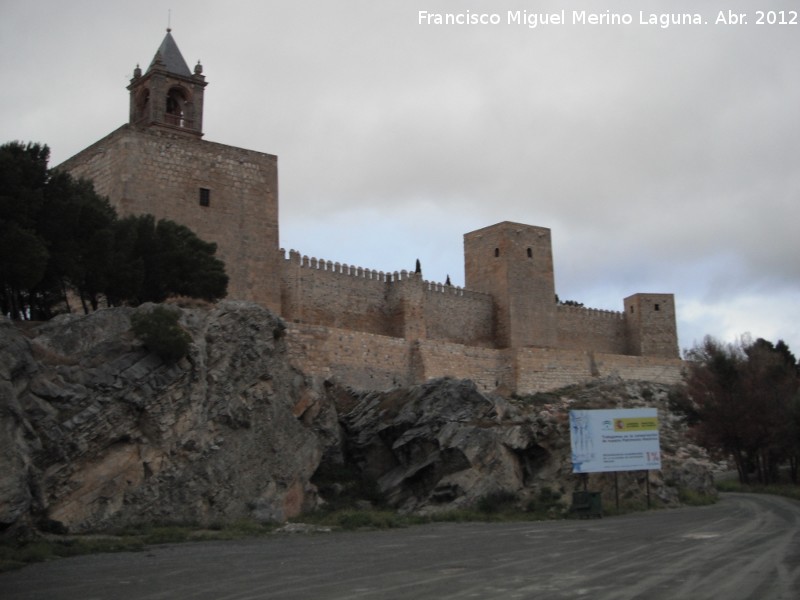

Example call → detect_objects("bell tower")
127 29 207 137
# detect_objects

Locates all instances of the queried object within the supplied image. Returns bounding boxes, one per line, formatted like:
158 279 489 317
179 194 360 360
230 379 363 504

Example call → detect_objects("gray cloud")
2 0 798 353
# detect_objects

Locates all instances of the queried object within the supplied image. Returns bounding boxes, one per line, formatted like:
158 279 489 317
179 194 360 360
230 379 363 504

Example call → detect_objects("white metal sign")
570 408 661 473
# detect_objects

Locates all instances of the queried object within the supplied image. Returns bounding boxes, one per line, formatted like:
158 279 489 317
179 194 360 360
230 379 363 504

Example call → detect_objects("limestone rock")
0 302 334 534
332 378 716 514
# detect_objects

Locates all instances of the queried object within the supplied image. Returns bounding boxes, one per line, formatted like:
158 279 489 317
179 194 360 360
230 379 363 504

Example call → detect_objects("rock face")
332 378 716 514
0 302 714 536
0 302 335 534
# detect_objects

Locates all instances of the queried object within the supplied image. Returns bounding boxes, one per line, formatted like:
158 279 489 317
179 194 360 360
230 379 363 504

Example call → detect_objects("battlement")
421 279 490 302
556 304 625 320
281 248 491 302
283 248 394 282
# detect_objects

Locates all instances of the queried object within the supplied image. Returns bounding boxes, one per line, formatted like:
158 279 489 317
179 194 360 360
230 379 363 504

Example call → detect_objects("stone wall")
420 282 495 346
286 323 413 390
285 323 685 395
415 340 514 392
515 347 685 394
280 251 397 336
555 305 628 354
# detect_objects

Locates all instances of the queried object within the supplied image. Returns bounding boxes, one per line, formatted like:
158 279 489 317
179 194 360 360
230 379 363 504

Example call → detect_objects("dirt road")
2 493 799 599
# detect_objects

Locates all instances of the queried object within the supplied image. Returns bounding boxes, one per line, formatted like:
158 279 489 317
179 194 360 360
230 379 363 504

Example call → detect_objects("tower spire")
127 29 207 137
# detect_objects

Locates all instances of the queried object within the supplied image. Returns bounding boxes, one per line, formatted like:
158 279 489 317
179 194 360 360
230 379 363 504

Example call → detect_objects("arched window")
494 248 500 257
527 247 533 258
165 87 191 127
135 88 150 123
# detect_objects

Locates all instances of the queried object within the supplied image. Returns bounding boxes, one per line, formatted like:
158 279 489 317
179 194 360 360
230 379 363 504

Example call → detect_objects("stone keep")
58 30 281 312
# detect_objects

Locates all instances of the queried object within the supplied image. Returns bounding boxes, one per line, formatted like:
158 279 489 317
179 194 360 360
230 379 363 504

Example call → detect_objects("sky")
1 0 798 356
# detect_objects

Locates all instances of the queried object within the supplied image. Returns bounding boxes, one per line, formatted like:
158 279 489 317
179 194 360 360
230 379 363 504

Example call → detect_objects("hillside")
0 302 714 537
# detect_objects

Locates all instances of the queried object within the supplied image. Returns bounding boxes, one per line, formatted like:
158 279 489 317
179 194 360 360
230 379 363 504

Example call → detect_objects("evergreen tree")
0 142 50 317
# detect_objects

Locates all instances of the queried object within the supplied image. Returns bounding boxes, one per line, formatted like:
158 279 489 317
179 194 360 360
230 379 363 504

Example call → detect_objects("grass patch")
716 479 800 501
0 519 279 573
294 492 571 531
678 488 718 506
0 536 146 573
296 508 412 530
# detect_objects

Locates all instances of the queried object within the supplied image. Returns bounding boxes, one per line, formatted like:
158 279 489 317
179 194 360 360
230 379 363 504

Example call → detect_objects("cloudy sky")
2 0 798 355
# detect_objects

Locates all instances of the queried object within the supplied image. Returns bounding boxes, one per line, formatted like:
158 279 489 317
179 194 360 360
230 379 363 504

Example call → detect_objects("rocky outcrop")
0 302 714 537
332 378 716 513
0 302 336 535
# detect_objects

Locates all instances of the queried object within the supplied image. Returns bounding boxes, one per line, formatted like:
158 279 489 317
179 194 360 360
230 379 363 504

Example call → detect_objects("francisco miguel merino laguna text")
418 10 708 29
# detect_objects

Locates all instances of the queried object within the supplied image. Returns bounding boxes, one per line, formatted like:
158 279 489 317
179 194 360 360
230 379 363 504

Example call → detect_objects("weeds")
0 536 146 573
678 488 718 506
0 519 278 573
716 479 800 501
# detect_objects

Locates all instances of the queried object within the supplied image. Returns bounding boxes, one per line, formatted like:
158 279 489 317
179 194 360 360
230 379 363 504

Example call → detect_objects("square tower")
464 222 556 348
624 293 679 358
57 30 281 311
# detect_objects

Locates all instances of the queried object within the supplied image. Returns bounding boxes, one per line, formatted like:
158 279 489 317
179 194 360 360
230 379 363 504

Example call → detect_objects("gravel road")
2 492 798 599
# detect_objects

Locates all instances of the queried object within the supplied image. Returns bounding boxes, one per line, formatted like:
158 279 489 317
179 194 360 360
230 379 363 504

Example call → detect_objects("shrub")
677 488 718 506
131 306 191 362
477 490 518 514
311 461 384 510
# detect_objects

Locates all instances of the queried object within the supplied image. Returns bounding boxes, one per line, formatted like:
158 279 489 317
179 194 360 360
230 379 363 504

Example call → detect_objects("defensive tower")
624 293 679 358
58 30 281 311
464 222 557 348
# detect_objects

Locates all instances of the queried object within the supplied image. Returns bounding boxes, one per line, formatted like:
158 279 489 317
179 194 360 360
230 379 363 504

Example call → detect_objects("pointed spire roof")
148 29 192 76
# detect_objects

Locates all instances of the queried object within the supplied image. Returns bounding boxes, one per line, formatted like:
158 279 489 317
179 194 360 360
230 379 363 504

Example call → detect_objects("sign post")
569 408 661 512
570 408 661 473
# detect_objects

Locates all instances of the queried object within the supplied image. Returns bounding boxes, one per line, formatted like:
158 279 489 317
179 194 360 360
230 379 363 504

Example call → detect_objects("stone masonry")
57 30 683 394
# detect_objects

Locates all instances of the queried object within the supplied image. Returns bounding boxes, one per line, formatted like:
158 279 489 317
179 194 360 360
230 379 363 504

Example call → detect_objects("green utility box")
571 491 603 518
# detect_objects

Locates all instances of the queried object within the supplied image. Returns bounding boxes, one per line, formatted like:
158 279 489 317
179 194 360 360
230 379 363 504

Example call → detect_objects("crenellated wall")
277 246 675 366
279 249 497 347
420 281 495 346
280 249 398 336
555 305 628 354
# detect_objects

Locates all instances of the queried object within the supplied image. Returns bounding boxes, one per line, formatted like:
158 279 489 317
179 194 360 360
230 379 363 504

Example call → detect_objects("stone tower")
127 29 207 137
57 30 281 311
464 222 557 348
624 293 679 358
